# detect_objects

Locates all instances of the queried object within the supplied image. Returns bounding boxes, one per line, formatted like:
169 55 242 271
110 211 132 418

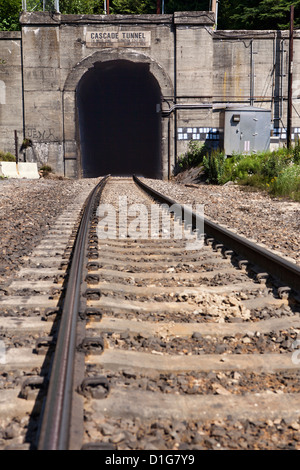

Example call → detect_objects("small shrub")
0 151 16 162
176 141 208 172
269 164 300 201
233 153 262 181
40 165 52 172
260 151 291 180
292 139 300 164
203 150 226 184
40 165 53 177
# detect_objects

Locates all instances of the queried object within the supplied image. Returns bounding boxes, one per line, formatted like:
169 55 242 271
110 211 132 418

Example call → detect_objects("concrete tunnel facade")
1 11 299 177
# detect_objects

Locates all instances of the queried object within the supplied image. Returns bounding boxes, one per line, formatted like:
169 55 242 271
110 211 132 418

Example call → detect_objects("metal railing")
22 0 60 12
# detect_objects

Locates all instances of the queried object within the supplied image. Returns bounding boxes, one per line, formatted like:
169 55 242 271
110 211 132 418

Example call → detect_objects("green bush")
176 141 207 172
203 150 226 184
175 141 300 201
40 165 53 176
292 139 300 164
0 150 16 162
269 164 300 201
260 151 292 180
198 147 300 201
211 152 260 184
40 165 52 172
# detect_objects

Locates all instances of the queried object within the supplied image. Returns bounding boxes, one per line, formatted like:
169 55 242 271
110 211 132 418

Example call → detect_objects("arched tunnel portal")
77 59 162 178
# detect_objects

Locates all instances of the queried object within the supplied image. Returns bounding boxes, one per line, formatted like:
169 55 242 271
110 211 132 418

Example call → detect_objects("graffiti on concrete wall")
26 127 56 141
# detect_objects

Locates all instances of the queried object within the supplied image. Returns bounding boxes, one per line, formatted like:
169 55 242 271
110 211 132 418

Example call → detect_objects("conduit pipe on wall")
162 103 213 117
157 0 161 14
104 0 109 15
287 4 294 148
210 0 219 30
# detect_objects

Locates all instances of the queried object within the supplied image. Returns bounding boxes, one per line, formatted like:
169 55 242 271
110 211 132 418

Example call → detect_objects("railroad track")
0 176 300 450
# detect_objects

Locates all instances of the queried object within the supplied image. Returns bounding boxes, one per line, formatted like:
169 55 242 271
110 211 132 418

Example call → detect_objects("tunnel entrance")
77 60 162 178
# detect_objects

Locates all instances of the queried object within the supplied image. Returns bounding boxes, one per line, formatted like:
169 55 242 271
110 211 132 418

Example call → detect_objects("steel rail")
133 175 300 293
37 176 109 450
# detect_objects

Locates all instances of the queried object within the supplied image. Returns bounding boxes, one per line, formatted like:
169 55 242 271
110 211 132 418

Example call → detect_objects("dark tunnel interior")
77 60 162 178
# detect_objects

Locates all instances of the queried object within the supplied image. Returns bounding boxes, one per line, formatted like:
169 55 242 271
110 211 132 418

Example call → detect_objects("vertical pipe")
168 118 170 179
287 4 294 149
157 0 161 14
14 131 19 165
174 14 177 167
162 0 165 14
250 39 254 106
20 27 26 161
211 0 218 29
104 0 107 14
280 39 284 123
271 37 275 125
107 0 109 15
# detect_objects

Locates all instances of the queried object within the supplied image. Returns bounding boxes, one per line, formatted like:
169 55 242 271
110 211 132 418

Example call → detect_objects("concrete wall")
21 18 64 173
177 30 300 157
19 11 184 178
0 11 299 178
0 32 23 157
212 30 300 150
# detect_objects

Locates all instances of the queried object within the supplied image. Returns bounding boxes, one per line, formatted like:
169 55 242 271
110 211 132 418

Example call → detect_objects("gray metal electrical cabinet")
222 106 271 156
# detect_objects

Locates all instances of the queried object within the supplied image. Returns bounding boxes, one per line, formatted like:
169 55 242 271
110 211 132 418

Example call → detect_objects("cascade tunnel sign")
86 31 151 47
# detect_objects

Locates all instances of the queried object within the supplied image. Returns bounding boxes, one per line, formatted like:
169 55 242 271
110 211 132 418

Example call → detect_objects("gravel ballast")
0 177 99 284
142 178 300 266
0 176 298 280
